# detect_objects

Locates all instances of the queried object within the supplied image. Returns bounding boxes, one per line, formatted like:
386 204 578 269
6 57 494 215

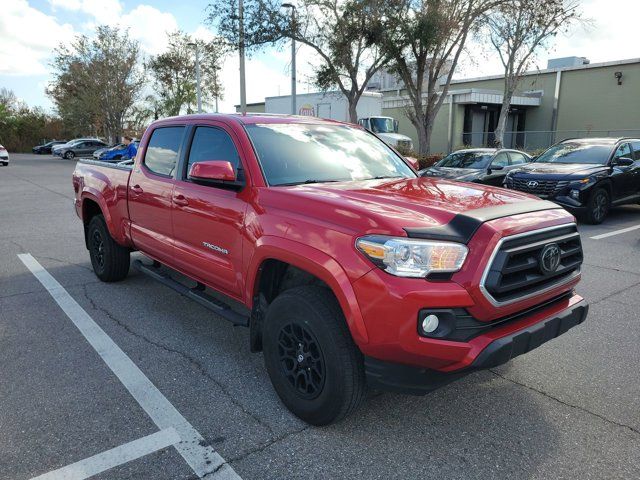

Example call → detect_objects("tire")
1 161 7 166
64 151 75 159
87 215 130 282
263 285 366 426
584 188 610 224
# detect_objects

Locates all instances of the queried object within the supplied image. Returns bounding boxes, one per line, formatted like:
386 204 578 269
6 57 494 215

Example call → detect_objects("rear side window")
186 127 240 176
144 126 185 176
631 141 640 160
509 152 528 165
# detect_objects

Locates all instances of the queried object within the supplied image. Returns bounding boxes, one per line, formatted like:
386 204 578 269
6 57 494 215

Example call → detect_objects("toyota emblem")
527 180 539 188
539 243 561 275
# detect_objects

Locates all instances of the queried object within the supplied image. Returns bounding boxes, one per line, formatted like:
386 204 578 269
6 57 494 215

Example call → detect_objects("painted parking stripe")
18 254 241 480
590 224 640 239
31 428 180 480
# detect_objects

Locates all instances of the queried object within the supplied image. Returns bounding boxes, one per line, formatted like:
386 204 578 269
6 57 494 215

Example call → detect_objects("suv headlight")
356 236 468 278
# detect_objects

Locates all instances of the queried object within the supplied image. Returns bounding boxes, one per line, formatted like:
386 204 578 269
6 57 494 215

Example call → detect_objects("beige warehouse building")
239 56 640 153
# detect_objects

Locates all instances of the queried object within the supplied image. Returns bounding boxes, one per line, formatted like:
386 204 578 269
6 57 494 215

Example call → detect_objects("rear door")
128 125 186 264
171 124 248 298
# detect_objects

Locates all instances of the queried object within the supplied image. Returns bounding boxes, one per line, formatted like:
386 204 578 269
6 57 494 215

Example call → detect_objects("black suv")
504 138 640 224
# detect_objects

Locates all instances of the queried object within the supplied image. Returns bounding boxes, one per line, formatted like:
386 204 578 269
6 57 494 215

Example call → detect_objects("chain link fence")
460 130 640 153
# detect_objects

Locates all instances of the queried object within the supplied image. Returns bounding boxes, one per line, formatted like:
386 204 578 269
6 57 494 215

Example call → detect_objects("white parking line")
18 254 241 480
590 224 640 239
31 428 181 480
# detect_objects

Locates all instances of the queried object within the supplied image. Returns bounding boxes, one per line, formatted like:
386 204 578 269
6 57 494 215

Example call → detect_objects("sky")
1 0 638 114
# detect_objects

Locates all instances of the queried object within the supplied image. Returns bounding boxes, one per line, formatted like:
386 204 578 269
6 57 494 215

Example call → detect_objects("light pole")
187 42 202 113
282 3 296 115
239 0 247 115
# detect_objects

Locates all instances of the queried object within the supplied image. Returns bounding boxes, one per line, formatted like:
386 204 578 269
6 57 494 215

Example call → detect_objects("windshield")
536 142 612 164
436 151 493 169
245 123 416 186
369 117 394 134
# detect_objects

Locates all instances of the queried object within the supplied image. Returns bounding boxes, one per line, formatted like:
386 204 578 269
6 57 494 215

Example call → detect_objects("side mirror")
489 164 505 171
189 160 237 182
405 156 420 171
613 157 634 167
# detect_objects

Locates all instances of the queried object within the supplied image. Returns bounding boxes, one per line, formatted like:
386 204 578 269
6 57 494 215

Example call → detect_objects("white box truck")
264 90 414 151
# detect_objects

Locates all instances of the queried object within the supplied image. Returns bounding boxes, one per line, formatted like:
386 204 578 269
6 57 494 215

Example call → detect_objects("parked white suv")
0 144 9 166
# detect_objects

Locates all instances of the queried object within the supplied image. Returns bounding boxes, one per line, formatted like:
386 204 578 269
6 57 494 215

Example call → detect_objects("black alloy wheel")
277 322 326 399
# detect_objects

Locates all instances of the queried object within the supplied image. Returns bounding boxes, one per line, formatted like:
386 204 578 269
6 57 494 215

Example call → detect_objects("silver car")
0 144 9 166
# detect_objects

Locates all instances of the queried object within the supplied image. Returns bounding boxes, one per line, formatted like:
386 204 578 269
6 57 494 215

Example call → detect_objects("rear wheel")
584 188 609 224
88 215 130 282
64 151 75 159
262 285 366 426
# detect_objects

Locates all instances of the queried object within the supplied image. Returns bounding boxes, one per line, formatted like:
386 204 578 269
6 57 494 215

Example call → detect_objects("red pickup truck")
73 114 588 425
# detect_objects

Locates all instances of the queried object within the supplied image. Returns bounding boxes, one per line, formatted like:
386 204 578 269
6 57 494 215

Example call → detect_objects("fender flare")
245 236 369 345
80 189 124 244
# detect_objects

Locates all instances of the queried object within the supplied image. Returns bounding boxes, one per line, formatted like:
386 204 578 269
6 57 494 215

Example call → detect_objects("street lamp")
281 3 296 115
187 42 202 113
239 0 247 115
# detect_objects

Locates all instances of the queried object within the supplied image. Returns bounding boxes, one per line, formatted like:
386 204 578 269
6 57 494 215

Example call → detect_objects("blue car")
99 141 139 162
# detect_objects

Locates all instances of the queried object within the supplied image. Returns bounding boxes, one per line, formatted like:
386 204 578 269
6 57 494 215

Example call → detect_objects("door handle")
173 194 189 206
131 184 143 194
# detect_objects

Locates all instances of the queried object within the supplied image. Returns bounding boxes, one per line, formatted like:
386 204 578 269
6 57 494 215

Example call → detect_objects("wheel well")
249 259 334 352
82 199 102 248
594 181 612 199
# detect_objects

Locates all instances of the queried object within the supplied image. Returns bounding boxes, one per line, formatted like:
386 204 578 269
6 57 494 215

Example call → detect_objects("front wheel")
263 285 366 426
584 188 609 224
64 151 75 159
1 161 7 166
87 215 130 282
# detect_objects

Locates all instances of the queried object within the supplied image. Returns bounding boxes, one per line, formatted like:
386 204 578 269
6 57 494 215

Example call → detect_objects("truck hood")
510 162 607 179
261 177 538 235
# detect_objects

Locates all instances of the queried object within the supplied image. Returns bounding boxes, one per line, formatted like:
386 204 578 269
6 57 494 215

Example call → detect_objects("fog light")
570 189 580 200
421 314 439 333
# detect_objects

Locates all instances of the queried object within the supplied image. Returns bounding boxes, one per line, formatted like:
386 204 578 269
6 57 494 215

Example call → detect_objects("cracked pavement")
1 154 639 479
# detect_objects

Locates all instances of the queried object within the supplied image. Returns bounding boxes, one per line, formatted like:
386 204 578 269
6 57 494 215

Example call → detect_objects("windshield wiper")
276 179 343 186
363 175 404 180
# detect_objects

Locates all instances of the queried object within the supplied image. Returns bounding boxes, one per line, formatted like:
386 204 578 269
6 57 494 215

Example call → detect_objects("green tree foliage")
208 0 391 122
0 88 67 152
48 26 144 143
378 0 502 153
148 31 226 116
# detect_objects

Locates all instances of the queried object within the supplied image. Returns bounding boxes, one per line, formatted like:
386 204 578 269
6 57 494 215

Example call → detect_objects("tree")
148 31 226 116
48 26 144 142
208 0 391 122
378 0 501 153
486 0 581 147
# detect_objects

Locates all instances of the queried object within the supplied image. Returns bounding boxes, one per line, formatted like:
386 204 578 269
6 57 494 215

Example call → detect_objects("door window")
508 152 528 165
185 126 240 178
612 143 632 163
144 126 185 176
492 152 509 167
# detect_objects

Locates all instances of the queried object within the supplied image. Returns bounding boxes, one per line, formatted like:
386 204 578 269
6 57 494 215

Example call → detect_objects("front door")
171 124 247 298
128 125 186 265
610 142 637 199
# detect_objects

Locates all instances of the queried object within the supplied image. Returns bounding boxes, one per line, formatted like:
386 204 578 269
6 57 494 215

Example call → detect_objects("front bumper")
366 299 588 395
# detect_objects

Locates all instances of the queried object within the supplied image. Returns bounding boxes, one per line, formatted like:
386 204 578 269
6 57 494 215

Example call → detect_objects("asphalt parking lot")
1 153 639 480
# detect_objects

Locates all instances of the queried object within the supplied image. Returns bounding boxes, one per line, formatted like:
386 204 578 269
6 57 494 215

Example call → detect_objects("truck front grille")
506 177 569 196
481 224 582 305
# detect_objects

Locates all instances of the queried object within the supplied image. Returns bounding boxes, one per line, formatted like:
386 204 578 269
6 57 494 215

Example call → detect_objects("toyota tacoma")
72 114 588 425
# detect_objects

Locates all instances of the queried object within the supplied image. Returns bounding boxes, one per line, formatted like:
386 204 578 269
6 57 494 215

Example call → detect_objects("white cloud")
0 0 75 75
121 5 179 55
49 0 123 23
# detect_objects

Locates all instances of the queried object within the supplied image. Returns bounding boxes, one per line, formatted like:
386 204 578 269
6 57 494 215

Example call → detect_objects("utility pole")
187 42 202 113
282 3 296 115
239 0 247 115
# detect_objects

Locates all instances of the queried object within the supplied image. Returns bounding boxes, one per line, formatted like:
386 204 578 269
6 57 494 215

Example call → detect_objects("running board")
133 259 249 327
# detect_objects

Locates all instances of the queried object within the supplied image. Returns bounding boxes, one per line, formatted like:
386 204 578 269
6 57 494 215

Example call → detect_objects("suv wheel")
585 188 610 224
262 285 366 425
64 151 75 159
88 215 130 282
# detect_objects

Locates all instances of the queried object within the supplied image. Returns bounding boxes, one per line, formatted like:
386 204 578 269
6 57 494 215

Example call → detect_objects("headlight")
356 236 468 278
